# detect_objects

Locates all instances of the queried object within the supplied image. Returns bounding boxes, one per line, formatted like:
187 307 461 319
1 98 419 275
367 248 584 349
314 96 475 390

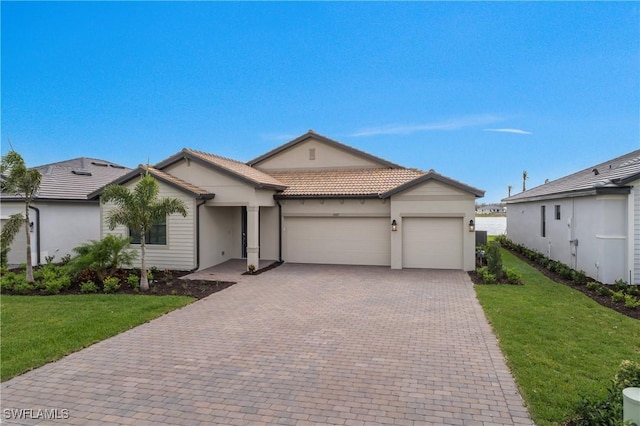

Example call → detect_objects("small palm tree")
101 168 187 291
507 185 513 197
522 170 528 192
0 150 42 282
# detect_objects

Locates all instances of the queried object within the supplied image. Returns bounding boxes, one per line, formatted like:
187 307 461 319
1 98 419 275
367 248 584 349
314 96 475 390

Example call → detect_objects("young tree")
522 170 528 192
507 185 513 198
0 150 42 282
101 169 187 291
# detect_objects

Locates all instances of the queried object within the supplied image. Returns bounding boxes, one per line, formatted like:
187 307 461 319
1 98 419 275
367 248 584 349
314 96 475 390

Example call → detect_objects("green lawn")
1 294 194 381
475 249 640 425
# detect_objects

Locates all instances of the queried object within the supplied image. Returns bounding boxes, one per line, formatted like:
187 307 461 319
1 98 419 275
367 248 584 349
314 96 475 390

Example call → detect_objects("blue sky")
2 2 638 203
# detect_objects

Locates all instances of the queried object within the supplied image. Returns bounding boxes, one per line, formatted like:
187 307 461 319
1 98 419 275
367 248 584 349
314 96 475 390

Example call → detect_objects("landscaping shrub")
611 291 625 304
0 271 27 293
477 267 497 284
572 269 587 286
505 268 523 285
12 280 34 295
570 360 640 426
102 276 121 294
623 294 640 310
486 241 504 279
614 279 630 292
79 280 98 294
127 274 140 291
595 286 614 297
68 235 137 281
35 264 72 295
586 281 601 291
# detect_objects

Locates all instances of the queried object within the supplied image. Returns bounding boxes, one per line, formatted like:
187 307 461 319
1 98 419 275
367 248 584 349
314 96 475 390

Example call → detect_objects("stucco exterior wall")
1 201 100 265
198 206 240 269
255 138 385 171
389 180 477 271
101 178 197 271
164 160 276 207
506 194 629 284
259 206 280 261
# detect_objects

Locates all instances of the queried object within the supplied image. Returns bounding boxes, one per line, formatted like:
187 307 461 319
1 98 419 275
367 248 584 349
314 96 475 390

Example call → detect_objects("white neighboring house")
503 150 640 285
0 158 130 265
91 131 485 272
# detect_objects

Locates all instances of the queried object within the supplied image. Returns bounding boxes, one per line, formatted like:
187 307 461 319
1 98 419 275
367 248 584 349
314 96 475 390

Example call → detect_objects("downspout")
194 199 207 271
277 200 283 262
29 205 41 266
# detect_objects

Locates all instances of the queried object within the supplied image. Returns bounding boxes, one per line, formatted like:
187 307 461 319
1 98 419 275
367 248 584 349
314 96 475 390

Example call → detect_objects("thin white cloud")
350 114 503 137
483 128 532 135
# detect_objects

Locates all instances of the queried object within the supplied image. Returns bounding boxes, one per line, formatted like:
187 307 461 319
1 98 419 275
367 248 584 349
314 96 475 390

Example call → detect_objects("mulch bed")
469 250 640 321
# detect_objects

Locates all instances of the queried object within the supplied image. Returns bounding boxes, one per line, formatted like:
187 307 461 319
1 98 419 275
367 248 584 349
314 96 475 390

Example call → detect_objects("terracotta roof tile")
184 149 286 189
143 166 214 198
268 168 425 197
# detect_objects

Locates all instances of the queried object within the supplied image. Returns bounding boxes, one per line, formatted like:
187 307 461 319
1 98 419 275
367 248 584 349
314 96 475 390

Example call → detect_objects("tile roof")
504 149 640 202
268 168 426 197
88 165 215 200
161 149 286 190
1 157 131 201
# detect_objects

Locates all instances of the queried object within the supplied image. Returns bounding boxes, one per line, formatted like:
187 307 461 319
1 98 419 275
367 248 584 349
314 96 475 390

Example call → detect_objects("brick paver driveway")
1 265 532 425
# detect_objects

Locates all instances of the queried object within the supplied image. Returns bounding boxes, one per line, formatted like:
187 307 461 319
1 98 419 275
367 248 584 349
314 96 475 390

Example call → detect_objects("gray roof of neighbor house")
247 130 402 169
503 149 640 203
87 165 215 200
154 148 287 190
1 157 131 201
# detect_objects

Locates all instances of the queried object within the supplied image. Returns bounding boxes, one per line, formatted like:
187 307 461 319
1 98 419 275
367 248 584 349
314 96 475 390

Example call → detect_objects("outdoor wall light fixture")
468 220 475 232
391 219 398 232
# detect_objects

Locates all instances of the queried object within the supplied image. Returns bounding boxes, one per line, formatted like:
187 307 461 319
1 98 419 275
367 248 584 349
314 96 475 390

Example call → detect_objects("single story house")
476 203 506 214
0 157 131 265
503 149 640 285
90 131 484 271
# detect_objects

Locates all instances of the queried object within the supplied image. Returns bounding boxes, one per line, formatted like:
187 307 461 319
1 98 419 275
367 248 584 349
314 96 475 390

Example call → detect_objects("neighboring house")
90 131 484 271
0 158 130 265
503 149 640 285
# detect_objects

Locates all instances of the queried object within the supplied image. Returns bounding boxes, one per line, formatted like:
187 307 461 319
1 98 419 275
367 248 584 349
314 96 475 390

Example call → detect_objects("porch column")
246 205 260 270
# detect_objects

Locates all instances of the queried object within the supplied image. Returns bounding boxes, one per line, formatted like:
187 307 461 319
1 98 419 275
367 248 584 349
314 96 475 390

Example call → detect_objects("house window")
130 221 166 245
555 205 561 220
541 206 546 237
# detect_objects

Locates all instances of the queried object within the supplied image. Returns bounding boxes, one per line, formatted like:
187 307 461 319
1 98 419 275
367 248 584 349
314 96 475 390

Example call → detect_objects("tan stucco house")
90 131 484 271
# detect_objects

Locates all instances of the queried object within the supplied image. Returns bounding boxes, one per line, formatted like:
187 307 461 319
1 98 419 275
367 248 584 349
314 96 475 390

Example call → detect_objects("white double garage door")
284 216 463 269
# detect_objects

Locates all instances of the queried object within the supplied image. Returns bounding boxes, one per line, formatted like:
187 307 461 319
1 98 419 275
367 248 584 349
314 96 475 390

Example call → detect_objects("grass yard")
475 249 640 425
1 294 194 381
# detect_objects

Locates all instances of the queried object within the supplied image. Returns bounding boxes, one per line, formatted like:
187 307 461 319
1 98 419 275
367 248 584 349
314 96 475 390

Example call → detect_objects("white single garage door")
402 217 463 269
0 219 28 265
284 217 390 266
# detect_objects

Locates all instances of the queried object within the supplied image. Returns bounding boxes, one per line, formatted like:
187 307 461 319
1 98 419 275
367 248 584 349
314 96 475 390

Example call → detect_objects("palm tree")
101 168 187 291
522 170 528 192
507 185 513 197
0 150 42 282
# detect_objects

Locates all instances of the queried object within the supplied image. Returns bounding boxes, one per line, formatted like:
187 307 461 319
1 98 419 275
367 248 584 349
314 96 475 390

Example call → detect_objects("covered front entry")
402 217 463 269
284 216 391 266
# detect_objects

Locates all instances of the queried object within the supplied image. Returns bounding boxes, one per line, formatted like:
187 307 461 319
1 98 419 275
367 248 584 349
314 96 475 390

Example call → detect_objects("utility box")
476 230 487 247
623 387 640 424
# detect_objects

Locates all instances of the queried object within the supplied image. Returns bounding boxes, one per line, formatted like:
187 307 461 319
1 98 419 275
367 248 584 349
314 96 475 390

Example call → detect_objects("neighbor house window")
130 221 166 245
555 205 561 220
541 206 546 237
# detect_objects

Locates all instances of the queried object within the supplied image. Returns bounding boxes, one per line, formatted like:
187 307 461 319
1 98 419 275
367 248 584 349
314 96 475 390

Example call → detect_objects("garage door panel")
285 217 390 266
403 217 462 269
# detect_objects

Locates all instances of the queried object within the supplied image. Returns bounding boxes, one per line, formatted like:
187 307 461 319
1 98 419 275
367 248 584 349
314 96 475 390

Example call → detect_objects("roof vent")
91 161 108 167
592 168 599 176
109 164 125 169
72 170 92 176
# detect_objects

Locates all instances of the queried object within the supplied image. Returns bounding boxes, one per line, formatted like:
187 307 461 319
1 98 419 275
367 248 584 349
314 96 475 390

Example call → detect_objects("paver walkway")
1 264 533 425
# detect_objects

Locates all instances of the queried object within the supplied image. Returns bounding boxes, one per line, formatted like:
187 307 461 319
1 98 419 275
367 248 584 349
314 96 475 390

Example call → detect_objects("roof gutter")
503 186 631 204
